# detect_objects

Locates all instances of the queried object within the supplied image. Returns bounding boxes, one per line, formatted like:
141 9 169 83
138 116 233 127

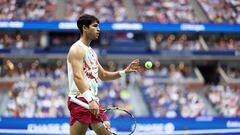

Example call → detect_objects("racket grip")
70 96 90 109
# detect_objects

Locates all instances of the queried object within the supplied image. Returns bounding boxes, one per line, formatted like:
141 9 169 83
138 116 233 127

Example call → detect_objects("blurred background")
0 0 240 135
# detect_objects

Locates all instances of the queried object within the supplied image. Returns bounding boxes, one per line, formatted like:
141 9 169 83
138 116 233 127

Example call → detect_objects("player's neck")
80 37 91 47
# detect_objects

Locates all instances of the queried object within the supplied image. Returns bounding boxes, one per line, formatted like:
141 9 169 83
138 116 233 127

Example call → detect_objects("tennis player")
67 14 143 135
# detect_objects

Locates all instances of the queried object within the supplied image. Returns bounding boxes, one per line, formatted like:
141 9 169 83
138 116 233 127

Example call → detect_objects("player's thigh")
70 120 88 135
91 121 111 135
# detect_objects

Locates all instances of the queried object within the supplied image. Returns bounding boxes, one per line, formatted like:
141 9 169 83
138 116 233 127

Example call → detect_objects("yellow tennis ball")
145 61 152 69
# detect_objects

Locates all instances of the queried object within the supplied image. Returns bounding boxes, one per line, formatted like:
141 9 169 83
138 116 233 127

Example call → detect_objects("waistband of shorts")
68 95 100 102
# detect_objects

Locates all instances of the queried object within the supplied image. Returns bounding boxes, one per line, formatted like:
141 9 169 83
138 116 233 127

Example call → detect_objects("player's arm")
68 45 89 94
98 62 121 81
68 45 99 116
98 59 144 81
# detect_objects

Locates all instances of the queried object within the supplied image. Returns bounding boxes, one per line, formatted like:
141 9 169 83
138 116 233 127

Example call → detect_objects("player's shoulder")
69 40 85 52
68 40 85 58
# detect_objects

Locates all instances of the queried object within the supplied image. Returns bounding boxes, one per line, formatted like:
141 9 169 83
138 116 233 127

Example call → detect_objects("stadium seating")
0 0 240 119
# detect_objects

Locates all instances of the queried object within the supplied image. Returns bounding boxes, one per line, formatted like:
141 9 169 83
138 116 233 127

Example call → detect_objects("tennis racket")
70 96 136 135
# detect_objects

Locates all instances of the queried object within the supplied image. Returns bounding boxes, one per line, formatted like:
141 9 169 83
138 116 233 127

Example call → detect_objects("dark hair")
77 14 99 34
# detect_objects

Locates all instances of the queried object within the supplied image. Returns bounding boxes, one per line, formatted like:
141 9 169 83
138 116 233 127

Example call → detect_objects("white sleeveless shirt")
67 40 99 99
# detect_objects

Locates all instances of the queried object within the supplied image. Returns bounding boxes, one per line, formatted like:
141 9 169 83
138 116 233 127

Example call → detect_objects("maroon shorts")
67 96 109 126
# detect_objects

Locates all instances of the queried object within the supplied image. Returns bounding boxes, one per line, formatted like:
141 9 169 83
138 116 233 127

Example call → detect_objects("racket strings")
102 108 136 135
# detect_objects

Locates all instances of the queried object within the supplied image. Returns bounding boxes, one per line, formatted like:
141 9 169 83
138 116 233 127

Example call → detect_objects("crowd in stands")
2 59 66 79
2 60 132 117
203 34 240 50
149 33 202 51
2 60 240 118
221 63 240 80
1 0 240 24
98 80 133 117
0 0 128 22
5 32 238 53
134 62 209 118
0 32 82 49
197 0 238 23
230 0 240 23
1 0 240 118
135 62 240 117
49 32 78 49
1 0 240 52
0 33 40 49
4 79 66 117
143 62 194 81
97 61 133 117
135 0 200 23
64 0 128 22
207 85 240 116
3 60 67 117
0 0 57 20
6 32 240 52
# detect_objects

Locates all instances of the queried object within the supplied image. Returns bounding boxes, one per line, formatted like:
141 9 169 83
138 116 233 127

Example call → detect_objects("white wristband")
119 70 126 77
82 90 94 103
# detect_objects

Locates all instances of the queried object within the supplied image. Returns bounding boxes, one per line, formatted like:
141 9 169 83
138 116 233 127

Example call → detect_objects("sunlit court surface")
0 0 240 135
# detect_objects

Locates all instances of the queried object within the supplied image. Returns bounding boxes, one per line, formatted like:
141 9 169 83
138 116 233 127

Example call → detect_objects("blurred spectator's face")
155 34 163 43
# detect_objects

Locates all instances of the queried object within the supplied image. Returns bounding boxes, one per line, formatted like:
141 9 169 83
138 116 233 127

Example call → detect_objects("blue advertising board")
0 117 240 135
0 21 240 32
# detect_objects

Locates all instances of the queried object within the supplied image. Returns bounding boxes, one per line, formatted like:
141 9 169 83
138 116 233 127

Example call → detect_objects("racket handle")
70 96 89 109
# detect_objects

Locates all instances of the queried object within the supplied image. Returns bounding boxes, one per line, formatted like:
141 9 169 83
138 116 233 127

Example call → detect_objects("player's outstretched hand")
125 59 145 73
